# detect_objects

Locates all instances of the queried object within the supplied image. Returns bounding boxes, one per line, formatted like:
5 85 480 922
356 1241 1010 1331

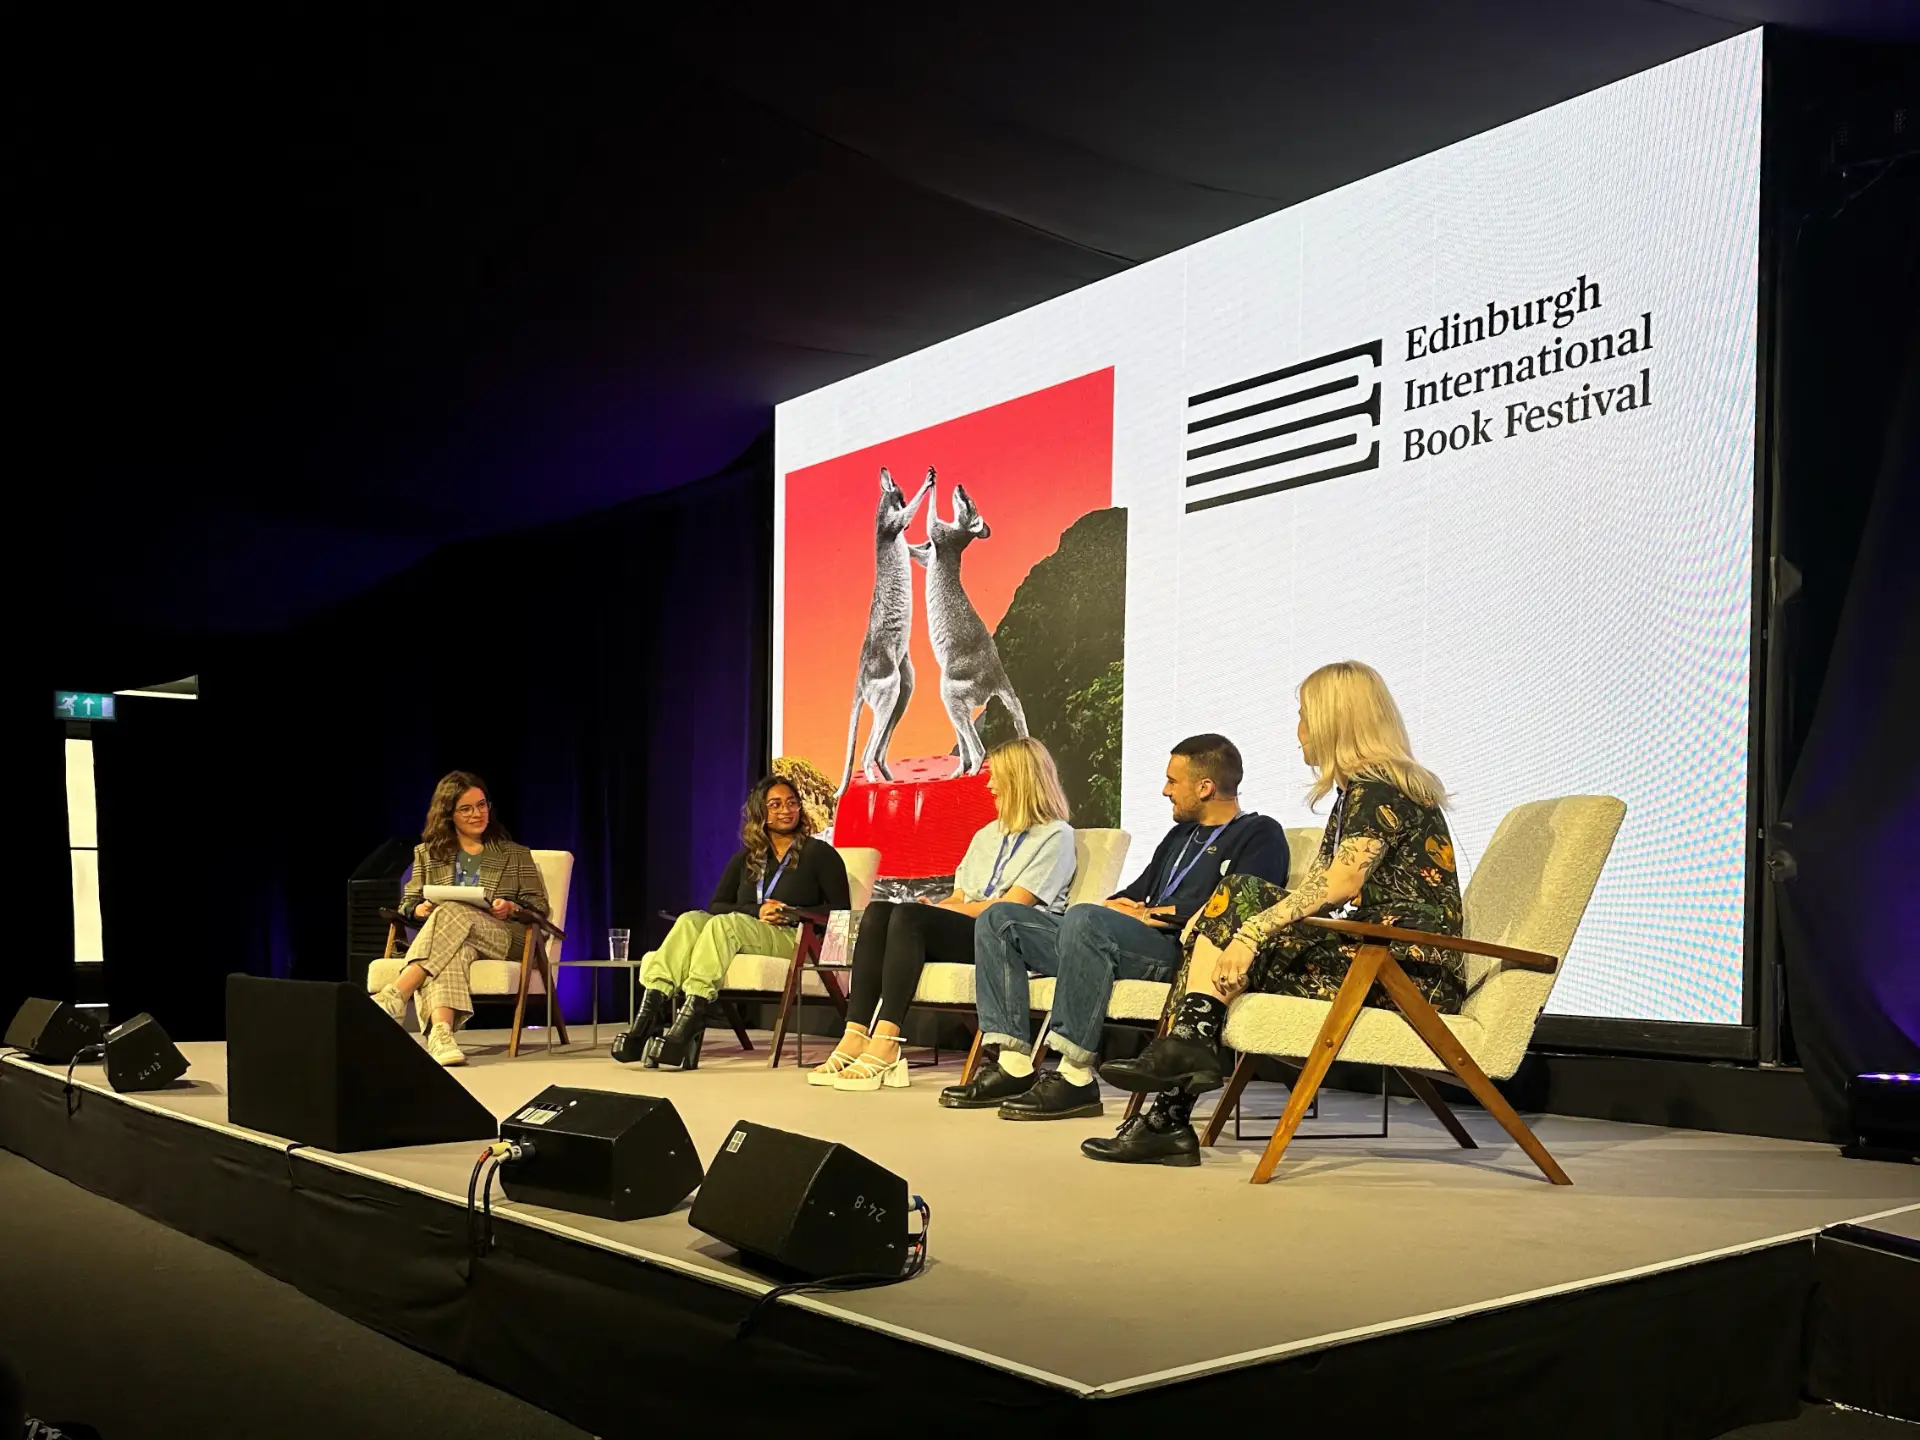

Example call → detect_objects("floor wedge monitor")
498 1086 703 1220
103 1012 190 1092
689 1120 908 1279
4 999 101 1064
226 976 496 1152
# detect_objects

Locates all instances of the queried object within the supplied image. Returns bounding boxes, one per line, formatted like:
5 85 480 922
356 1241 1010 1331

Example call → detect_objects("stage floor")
7 1031 1918 1398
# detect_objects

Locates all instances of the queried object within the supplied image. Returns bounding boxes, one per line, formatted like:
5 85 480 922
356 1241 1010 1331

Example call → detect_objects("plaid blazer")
398 839 551 963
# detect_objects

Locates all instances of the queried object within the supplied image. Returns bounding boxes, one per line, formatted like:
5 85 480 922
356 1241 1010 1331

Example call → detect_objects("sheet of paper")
423 885 487 907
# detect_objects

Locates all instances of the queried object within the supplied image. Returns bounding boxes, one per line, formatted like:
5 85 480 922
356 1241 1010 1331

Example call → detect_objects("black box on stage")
4 998 101 1063
688 1120 908 1279
1845 1073 1920 1162
498 1086 703 1220
104 1012 190 1092
226 975 496 1152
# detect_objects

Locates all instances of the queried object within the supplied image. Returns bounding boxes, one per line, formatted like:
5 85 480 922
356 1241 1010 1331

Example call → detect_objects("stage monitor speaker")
498 1086 703 1220
689 1120 908 1279
104 1012 190 1092
4 998 101 1063
226 975 496 1152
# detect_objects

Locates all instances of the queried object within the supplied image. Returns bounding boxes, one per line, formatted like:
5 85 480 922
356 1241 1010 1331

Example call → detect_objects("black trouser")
845 901 977 1029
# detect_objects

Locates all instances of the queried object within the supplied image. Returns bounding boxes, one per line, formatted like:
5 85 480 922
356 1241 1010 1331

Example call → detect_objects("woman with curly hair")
770 755 838 837
612 774 851 1069
1088 661 1464 1165
373 771 550 1067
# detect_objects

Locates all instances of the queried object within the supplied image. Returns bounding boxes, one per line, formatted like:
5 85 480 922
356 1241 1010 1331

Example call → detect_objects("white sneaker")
833 1050 909 1092
371 985 408 1023
426 1022 466 1067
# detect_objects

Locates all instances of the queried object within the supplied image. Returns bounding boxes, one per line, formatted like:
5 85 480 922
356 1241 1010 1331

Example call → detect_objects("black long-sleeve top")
1112 812 1291 928
708 837 851 918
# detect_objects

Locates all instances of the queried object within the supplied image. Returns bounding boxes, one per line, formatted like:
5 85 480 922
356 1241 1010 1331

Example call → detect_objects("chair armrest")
1298 916 1557 970
781 909 831 929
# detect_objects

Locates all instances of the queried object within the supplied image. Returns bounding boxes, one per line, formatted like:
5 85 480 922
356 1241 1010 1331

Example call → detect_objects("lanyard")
757 845 797 904
985 831 1028 898
1154 822 1228 905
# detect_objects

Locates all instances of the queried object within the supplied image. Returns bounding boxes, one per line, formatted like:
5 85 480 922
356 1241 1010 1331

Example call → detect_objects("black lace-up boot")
1080 1090 1202 1166
1096 993 1228 1094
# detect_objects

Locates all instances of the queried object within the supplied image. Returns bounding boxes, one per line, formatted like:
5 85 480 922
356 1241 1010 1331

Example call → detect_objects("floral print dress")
1186 776 1467 1012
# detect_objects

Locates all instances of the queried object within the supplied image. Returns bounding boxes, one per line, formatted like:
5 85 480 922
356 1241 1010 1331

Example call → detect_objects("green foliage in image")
978 507 1127 827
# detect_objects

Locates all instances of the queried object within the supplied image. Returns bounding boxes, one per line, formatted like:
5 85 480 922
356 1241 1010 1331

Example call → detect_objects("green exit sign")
56 691 117 721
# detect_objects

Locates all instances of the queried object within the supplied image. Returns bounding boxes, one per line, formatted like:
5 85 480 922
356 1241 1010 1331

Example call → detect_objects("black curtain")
75 438 771 1040
1768 37 1920 1134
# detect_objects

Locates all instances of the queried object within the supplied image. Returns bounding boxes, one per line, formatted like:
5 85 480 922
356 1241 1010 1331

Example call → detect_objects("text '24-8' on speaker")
498 1087 704 1220
104 1012 190 1092
5 999 102 1064
689 1120 908 1279
226 976 496 1152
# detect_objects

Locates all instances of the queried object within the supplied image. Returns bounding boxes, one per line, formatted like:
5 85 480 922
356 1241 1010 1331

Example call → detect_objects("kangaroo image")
910 482 1028 775
838 466 936 795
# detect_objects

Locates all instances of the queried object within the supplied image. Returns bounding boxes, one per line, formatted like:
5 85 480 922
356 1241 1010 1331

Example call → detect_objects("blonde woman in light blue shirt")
819 738 1076 1092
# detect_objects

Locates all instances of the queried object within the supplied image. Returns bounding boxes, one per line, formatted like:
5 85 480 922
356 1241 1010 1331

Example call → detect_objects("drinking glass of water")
608 928 632 963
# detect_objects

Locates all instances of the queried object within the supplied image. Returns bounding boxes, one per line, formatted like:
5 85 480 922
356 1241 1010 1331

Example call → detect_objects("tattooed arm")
1213 838 1387 991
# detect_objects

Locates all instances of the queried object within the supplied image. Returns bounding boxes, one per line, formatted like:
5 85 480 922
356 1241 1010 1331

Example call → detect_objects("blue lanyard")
985 831 1028 898
1154 822 1228 905
757 845 796 904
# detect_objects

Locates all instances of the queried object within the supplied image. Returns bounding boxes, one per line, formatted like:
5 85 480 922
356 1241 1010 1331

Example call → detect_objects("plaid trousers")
405 903 516 1027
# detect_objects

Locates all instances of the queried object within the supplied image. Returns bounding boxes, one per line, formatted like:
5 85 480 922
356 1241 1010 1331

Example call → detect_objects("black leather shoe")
939 1062 1036 1109
644 994 709 1070
611 988 673 1065
999 1071 1103 1121
1080 1114 1201 1166
1097 1035 1224 1095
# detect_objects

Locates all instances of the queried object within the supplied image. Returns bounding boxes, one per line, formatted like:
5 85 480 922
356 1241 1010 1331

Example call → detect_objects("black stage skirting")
7 1055 1894 1439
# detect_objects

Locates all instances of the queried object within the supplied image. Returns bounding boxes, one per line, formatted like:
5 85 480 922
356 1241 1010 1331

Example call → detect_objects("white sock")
998 1049 1034 1078
1058 1058 1093 1088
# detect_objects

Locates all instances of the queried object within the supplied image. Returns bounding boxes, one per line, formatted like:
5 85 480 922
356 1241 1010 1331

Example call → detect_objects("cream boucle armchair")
1207 795 1626 1185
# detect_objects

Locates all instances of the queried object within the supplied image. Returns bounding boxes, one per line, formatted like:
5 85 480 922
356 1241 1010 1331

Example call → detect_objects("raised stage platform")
4 1031 1916 1437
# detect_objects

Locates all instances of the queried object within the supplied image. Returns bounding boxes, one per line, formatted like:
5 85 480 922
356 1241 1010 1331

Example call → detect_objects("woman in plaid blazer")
372 771 549 1066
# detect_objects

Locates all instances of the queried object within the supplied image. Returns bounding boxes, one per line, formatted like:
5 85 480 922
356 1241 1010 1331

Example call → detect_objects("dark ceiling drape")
78 439 771 1039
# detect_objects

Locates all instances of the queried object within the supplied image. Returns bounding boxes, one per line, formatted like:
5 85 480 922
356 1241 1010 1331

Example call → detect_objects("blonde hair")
1299 661 1448 811
986 737 1071 833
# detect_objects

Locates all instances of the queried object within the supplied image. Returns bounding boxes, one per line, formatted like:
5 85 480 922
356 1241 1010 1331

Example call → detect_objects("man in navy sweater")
942 734 1290 1122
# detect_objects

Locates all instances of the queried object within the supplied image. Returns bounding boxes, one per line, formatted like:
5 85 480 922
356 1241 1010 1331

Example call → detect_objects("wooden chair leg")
1202 1053 1258 1146
1250 945 1387 1184
720 998 755 1052
509 935 536 1059
1375 962 1569 1185
1395 1067 1478 1150
960 1029 985 1085
766 947 806 1070
539 950 569 1045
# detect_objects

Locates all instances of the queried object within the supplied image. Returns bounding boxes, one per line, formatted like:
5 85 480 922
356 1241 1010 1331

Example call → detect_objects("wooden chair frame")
763 911 849 1068
1198 916 1569 1185
382 911 570 1058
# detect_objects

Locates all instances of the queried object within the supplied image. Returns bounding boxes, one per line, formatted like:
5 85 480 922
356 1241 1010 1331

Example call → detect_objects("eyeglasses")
455 801 491 817
765 799 801 812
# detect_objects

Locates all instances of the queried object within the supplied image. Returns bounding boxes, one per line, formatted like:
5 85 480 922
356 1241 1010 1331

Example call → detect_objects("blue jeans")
974 902 1183 1066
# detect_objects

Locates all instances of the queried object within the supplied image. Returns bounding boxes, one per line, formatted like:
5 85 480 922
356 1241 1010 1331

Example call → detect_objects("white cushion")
1066 829 1131 906
1224 995 1485 1072
912 962 978 1006
1284 826 1322 883
837 847 881 910
1027 975 1169 1021
722 952 833 997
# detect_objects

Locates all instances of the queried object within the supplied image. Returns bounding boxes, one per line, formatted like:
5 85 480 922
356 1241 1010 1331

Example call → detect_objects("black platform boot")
611 987 674 1065
1080 1090 1201 1166
645 993 710 1071
1097 993 1228 1095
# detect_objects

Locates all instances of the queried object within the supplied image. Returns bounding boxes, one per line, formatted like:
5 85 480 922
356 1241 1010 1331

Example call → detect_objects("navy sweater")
1111 812 1292 928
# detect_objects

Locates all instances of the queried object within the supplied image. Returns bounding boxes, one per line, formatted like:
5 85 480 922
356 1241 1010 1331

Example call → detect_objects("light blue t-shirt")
953 818 1077 913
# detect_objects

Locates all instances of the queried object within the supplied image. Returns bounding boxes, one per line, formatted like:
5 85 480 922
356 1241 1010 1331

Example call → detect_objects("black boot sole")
999 1100 1105 1121
939 1090 1023 1109
1080 1143 1201 1167
1096 1065 1224 1096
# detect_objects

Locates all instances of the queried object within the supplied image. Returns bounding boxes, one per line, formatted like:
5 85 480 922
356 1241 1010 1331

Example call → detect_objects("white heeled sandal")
809 1028 870 1087
833 1046 909 1092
